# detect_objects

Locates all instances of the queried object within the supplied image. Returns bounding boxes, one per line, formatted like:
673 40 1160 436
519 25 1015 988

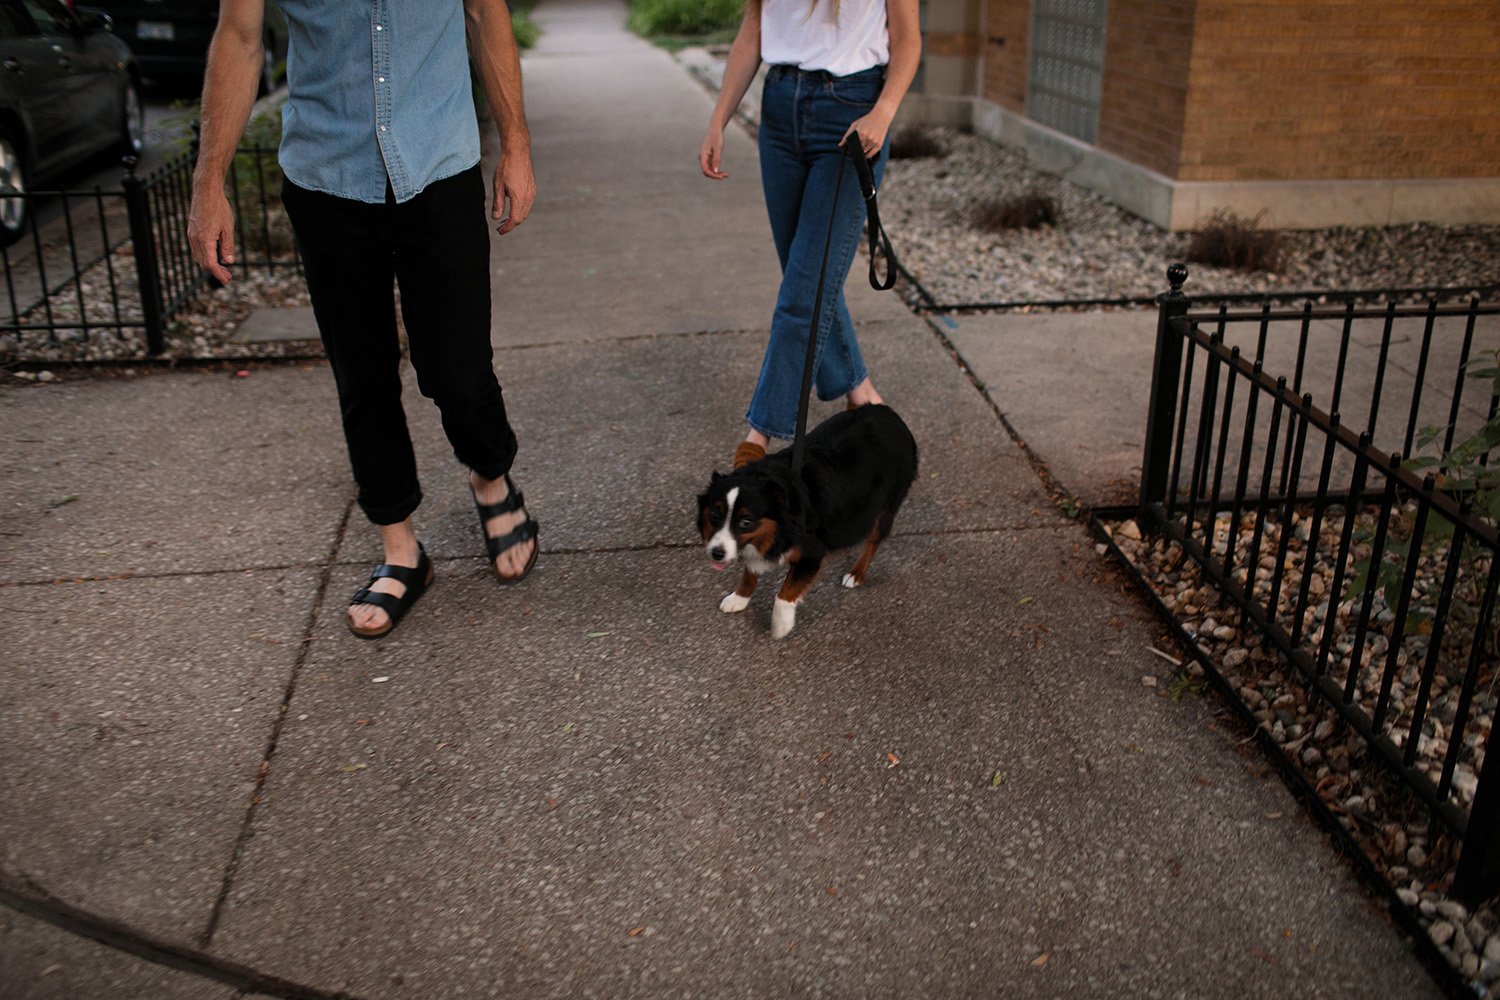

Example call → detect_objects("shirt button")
375 24 383 30
378 76 386 83
379 125 387 132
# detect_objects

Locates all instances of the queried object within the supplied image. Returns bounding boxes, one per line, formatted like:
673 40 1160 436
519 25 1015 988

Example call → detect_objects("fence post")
1139 262 1190 519
120 158 165 355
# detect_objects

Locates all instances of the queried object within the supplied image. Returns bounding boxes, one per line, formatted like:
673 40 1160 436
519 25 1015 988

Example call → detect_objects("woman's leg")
746 131 874 440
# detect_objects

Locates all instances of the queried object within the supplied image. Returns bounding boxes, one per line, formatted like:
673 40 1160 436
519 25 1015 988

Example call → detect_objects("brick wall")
1097 1 1196 177
981 0 1029 114
977 0 1500 183
1178 0 1500 182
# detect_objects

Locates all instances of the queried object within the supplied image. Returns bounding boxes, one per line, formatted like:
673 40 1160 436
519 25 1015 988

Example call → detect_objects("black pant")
282 166 517 525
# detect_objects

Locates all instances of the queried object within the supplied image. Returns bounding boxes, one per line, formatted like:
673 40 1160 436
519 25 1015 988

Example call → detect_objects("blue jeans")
747 64 890 441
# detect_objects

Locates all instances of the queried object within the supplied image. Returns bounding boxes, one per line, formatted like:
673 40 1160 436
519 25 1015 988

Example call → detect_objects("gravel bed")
1108 510 1500 993
678 47 1500 307
0 247 311 364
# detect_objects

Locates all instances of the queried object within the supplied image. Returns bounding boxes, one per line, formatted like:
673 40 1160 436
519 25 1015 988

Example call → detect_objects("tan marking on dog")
777 560 822 603
740 517 780 558
735 570 759 598
845 522 884 587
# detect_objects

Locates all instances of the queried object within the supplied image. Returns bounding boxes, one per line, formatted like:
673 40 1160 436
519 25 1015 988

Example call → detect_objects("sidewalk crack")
196 497 355 947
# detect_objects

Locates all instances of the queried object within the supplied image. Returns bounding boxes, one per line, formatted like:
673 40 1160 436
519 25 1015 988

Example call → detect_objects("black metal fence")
0 144 296 362
1139 263 1500 901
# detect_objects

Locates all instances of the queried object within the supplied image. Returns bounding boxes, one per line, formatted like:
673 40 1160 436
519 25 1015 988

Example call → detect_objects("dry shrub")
974 192 1059 232
888 127 946 160
1187 209 1285 272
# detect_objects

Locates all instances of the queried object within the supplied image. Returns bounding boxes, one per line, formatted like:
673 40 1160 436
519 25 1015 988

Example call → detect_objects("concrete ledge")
934 97 1500 232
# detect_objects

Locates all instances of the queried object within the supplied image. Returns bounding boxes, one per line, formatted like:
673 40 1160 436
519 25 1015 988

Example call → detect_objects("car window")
0 0 36 37
19 0 70 35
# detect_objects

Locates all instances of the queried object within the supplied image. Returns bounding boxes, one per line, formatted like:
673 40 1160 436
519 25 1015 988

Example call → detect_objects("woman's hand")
841 107 894 160
699 124 729 180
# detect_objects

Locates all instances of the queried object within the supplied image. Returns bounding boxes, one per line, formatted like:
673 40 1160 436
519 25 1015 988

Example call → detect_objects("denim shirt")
274 0 481 204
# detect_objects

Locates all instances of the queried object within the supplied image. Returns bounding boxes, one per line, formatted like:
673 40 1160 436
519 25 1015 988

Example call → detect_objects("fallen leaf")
587 631 612 638
372 676 390 684
886 752 901 768
628 926 645 937
356 718 372 726
39 964 61 978
817 750 832 763
991 771 1005 787
547 797 558 808
825 886 839 895
339 763 367 773
1018 596 1035 606
1031 952 1050 968
234 369 250 378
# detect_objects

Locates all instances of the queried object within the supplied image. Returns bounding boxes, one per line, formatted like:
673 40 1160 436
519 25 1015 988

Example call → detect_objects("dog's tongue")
710 560 731 571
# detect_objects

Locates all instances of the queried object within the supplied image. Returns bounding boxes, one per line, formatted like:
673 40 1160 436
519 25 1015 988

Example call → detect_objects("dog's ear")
710 470 724 484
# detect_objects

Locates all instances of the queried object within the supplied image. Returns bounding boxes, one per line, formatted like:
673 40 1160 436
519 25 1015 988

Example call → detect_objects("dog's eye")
736 516 756 531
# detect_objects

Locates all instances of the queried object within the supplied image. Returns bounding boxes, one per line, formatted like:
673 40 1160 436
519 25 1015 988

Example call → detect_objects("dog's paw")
720 591 751 614
771 598 797 640
841 572 862 589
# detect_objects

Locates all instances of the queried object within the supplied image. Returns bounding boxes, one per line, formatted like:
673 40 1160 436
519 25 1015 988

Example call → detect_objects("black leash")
789 140 899 474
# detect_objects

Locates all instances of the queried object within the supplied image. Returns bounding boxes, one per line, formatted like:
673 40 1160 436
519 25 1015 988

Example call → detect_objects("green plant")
1342 350 1500 647
511 5 540 49
627 0 742 37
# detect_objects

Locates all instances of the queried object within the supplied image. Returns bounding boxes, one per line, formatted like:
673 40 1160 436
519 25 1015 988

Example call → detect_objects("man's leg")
391 167 534 580
282 180 422 630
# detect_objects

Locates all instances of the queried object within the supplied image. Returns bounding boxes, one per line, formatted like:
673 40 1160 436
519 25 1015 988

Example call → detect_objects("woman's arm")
843 0 921 157
699 0 762 180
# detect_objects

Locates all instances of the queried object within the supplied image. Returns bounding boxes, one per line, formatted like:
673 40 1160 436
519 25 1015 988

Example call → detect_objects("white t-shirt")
760 0 890 77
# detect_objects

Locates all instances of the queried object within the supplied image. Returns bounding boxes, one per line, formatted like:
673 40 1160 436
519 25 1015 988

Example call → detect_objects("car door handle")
2 58 19 73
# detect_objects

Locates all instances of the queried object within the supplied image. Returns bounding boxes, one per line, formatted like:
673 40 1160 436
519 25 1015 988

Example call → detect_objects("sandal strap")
349 588 406 618
484 517 539 560
473 473 525 520
366 547 429 587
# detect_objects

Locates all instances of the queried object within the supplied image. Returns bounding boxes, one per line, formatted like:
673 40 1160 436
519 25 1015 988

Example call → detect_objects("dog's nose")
709 544 726 562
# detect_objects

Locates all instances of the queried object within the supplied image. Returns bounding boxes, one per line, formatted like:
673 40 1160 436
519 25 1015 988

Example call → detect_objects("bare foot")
847 377 883 408
349 521 421 633
472 470 537 580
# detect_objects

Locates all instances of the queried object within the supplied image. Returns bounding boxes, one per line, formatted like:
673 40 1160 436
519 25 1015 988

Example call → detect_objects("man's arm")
188 0 265 283
465 0 535 235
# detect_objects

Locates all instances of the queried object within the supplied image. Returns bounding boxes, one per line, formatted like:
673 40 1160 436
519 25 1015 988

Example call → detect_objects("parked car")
79 1 286 95
0 0 142 246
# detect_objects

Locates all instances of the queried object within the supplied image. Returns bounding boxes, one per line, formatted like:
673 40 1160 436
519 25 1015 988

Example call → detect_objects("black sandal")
474 473 540 585
347 544 435 640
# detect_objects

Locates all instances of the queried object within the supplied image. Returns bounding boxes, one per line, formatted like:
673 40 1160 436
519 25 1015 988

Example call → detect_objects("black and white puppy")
696 404 918 639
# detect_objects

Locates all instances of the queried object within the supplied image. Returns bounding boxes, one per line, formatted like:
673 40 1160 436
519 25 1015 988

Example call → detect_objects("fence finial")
121 154 139 176
1167 262 1188 295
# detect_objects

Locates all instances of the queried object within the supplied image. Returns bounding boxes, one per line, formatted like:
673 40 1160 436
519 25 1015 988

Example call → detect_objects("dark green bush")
627 0 742 36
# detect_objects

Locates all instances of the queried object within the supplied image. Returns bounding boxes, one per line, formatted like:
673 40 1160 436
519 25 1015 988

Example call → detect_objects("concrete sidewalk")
0 1 1439 997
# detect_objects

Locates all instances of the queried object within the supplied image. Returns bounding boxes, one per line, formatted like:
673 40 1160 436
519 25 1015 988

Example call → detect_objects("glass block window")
1026 0 1108 144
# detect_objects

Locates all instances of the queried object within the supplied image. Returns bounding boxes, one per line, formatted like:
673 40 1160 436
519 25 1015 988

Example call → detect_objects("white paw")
841 573 861 589
771 598 797 640
720 591 751 614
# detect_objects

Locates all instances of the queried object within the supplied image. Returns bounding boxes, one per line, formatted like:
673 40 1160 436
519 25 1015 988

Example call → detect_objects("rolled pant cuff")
361 487 423 526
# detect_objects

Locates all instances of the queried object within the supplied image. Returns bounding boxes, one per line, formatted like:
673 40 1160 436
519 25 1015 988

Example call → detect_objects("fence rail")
1139 263 1500 901
0 143 295 362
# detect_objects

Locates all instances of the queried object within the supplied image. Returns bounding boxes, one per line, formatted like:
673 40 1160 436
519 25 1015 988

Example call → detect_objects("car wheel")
257 32 278 96
0 126 27 249
116 80 145 159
